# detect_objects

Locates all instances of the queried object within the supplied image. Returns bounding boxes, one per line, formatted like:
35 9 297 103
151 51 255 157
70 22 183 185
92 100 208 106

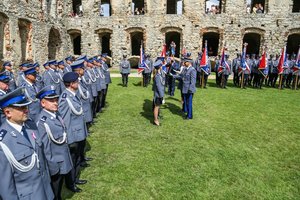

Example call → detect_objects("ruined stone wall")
0 0 299 67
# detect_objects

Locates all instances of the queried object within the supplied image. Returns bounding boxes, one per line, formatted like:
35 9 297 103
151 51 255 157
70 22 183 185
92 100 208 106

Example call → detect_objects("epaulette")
62 93 67 98
21 83 26 87
0 129 7 141
40 116 47 122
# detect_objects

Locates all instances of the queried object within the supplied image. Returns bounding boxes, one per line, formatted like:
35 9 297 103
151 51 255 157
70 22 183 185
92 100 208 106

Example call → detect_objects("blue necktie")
21 126 31 143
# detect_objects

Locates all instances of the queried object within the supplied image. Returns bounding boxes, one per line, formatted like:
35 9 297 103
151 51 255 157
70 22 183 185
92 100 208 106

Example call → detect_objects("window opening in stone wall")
287 34 300 55
165 32 181 57
72 0 83 17
18 20 31 62
48 28 61 59
205 0 222 14
166 0 183 15
246 0 266 14
132 0 145 15
292 0 300 12
0 13 8 61
131 32 143 56
202 32 219 56
99 0 111 17
243 33 261 55
101 33 111 56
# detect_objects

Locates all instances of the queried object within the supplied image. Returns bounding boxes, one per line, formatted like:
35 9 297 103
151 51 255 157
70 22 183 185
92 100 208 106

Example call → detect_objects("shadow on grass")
164 102 183 117
132 82 143 87
140 99 153 123
165 96 181 103
117 83 124 87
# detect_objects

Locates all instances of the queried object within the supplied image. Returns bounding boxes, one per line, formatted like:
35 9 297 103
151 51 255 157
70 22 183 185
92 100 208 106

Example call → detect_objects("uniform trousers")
183 93 193 119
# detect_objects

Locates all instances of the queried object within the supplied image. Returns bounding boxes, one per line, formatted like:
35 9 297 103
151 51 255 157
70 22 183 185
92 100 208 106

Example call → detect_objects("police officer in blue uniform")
100 53 111 108
0 87 54 200
152 60 165 126
2 61 16 91
64 56 73 74
182 57 196 119
58 72 88 193
0 70 11 125
22 66 41 122
119 54 131 87
43 60 61 95
33 62 44 92
36 85 73 200
143 54 153 87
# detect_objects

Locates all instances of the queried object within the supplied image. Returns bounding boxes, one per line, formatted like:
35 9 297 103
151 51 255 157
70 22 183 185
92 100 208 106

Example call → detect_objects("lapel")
5 121 34 149
24 122 36 149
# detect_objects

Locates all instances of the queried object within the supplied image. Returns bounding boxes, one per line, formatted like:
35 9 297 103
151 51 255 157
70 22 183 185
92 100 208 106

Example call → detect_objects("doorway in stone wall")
243 33 261 55
100 33 111 56
131 32 143 56
287 34 300 55
202 32 219 56
69 31 81 55
165 32 180 58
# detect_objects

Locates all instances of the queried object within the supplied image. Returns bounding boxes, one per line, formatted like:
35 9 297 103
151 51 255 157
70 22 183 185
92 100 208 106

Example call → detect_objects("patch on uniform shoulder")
40 116 47 122
0 129 7 141
62 93 67 98
21 83 26 87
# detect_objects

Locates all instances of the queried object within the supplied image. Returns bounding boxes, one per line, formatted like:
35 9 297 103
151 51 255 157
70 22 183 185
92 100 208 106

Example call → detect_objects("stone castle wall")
0 0 299 67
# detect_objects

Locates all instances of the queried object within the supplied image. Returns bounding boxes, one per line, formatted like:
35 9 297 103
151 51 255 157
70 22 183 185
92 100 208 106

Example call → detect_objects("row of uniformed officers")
0 54 112 200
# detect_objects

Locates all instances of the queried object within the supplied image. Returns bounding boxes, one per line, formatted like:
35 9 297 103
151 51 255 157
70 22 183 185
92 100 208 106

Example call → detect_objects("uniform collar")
6 119 24 133
43 109 56 118
66 88 76 96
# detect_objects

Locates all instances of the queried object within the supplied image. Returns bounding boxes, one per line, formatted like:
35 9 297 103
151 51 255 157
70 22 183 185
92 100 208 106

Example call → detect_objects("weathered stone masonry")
0 0 299 67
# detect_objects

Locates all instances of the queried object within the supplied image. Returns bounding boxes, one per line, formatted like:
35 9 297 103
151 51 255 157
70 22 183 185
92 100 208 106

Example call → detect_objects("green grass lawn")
63 78 300 200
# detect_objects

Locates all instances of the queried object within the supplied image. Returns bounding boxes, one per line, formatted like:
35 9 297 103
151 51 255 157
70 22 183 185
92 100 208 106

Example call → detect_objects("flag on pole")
258 49 269 77
138 44 146 73
277 46 287 74
200 41 210 75
238 43 250 75
292 46 300 74
218 47 230 75
161 44 167 57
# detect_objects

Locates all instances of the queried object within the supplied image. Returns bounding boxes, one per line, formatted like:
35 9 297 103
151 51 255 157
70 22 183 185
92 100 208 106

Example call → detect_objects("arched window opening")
243 33 261 55
287 34 300 55
18 19 32 62
69 32 81 55
165 32 181 58
0 13 8 61
100 0 111 16
131 32 144 56
166 0 183 15
48 28 62 60
100 33 112 56
202 32 219 56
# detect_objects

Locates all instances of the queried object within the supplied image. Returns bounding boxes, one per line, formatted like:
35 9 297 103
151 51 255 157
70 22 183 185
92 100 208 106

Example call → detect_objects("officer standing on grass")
59 72 88 193
36 85 73 200
0 87 54 200
182 57 196 119
119 54 131 87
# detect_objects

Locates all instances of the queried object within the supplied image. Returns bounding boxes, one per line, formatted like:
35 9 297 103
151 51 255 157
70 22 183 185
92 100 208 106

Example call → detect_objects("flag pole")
141 41 144 87
241 72 244 89
295 74 298 90
279 74 283 90
202 71 204 89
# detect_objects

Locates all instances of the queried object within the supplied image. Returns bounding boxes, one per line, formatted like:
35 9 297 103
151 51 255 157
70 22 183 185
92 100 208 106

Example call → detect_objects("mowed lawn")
63 77 300 200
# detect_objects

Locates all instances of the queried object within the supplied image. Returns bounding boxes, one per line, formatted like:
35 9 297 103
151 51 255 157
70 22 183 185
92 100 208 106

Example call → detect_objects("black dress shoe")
76 179 87 185
84 157 93 161
80 162 90 168
67 185 82 193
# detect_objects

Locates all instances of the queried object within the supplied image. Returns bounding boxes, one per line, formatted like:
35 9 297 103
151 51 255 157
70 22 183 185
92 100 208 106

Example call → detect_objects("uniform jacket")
182 66 197 94
0 120 54 200
43 69 61 95
22 80 41 122
37 109 73 176
119 59 131 74
153 72 165 98
58 89 88 144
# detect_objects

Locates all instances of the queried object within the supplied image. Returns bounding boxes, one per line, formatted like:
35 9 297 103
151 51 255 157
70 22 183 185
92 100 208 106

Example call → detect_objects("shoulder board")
0 129 7 141
62 93 67 98
21 83 26 87
40 116 47 122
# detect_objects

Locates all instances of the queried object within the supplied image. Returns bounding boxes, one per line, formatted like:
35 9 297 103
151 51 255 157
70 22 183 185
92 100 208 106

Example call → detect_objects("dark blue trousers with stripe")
183 93 193 119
